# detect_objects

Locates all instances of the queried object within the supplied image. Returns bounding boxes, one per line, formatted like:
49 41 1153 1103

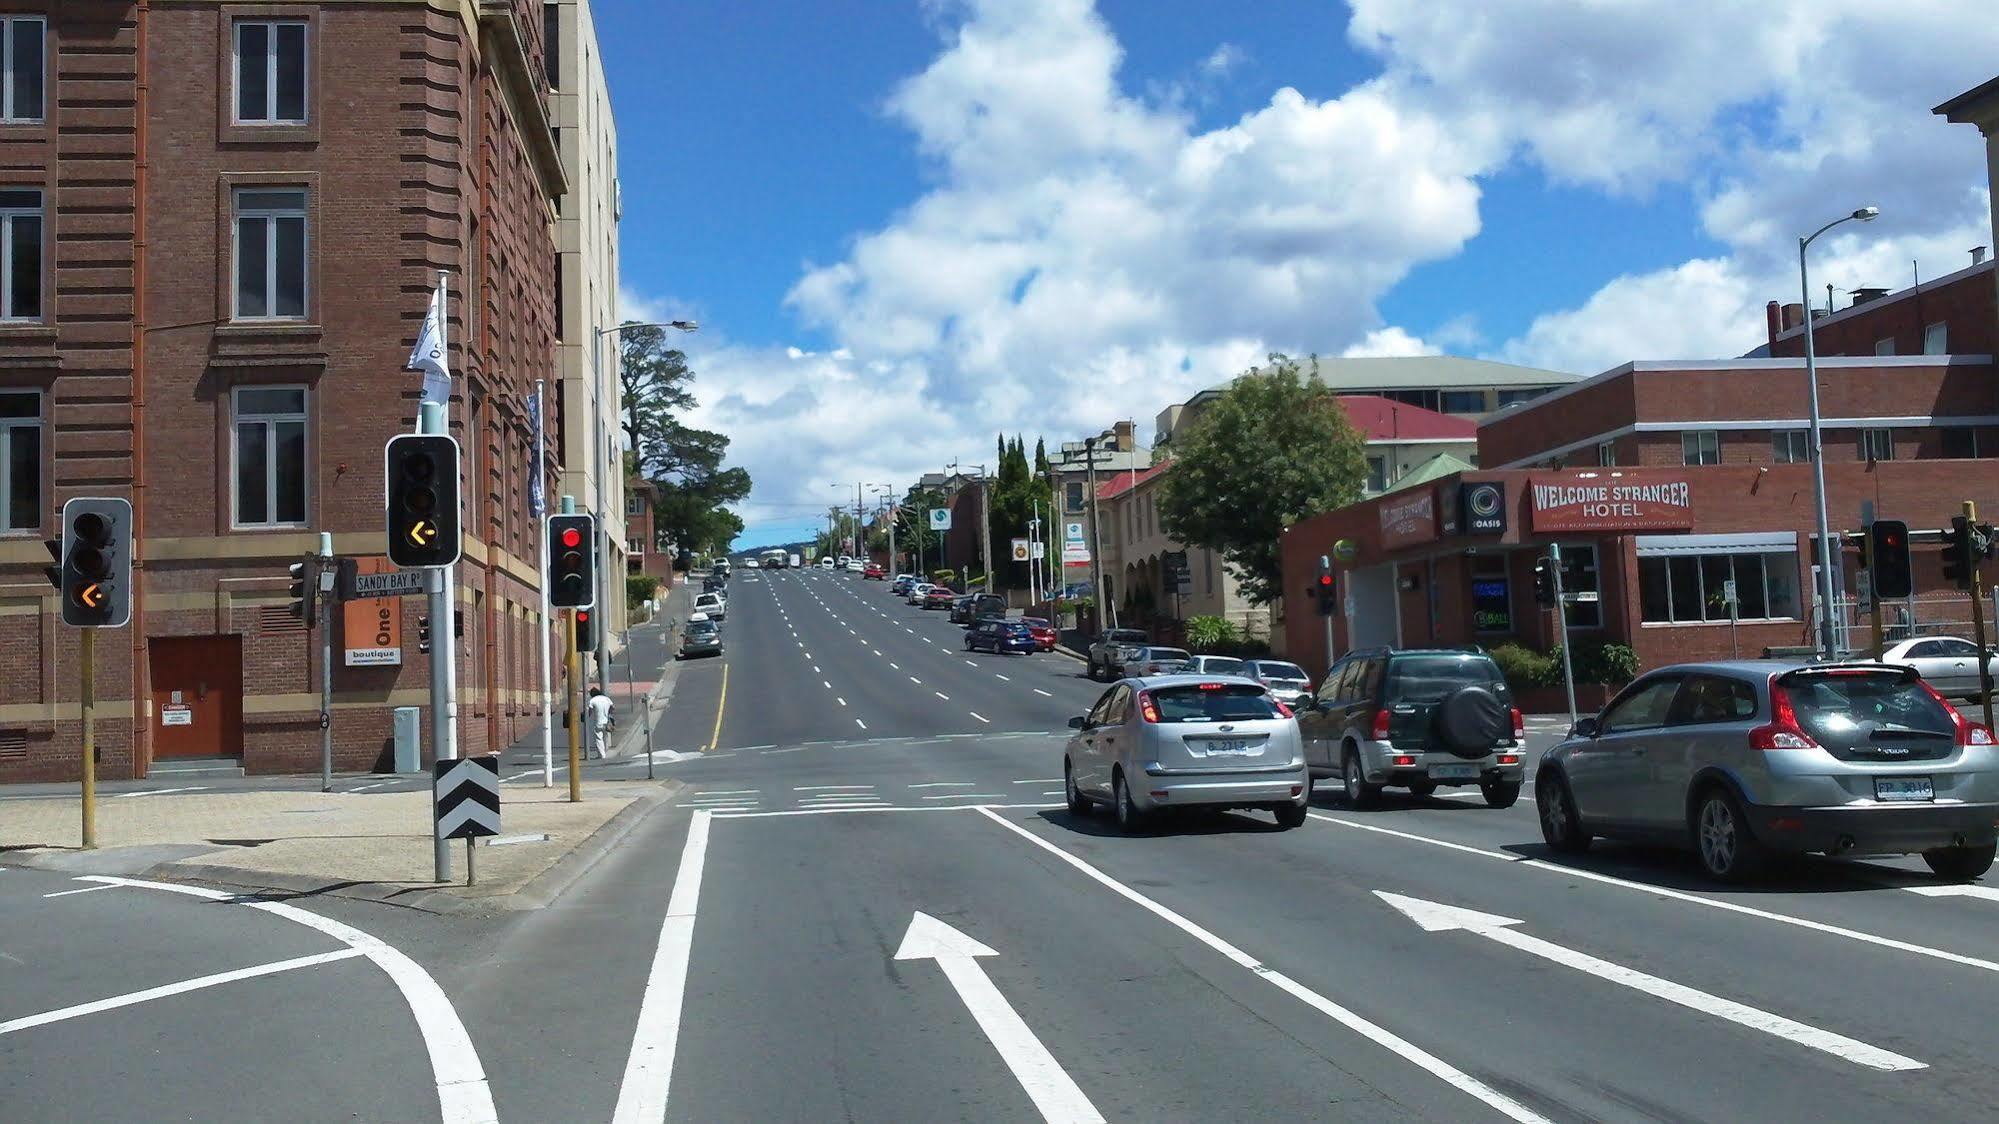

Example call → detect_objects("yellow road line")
707 662 729 752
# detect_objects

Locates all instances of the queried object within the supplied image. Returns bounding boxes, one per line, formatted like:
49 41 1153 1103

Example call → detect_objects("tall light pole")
1799 206 1879 660
1083 436 1113 629
592 318 696 689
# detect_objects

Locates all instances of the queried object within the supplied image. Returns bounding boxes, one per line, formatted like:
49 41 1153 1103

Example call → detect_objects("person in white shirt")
586 687 615 760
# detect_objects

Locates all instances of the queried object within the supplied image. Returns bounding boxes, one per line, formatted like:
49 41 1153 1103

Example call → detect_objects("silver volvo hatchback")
1063 675 1309 832
1536 660 1999 882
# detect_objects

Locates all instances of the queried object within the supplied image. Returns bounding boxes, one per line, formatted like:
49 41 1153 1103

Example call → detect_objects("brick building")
624 475 670 580
0 1 568 782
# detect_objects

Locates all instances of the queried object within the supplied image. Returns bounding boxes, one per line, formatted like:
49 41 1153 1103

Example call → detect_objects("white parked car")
1870 636 1999 701
742 559 760 569
693 592 726 621
907 582 934 605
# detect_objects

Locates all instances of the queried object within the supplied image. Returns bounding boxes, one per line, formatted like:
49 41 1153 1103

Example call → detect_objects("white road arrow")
1374 892 1924 1072
895 912 1105 1123
1904 883 1999 904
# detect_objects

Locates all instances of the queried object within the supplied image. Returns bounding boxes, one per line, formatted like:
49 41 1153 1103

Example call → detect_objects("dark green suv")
1295 647 1526 808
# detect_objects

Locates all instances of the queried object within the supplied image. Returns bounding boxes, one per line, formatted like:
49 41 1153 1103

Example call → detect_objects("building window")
1596 440 1616 467
1561 545 1601 629
1681 430 1719 466
1065 481 1084 512
1365 455 1387 493
1771 429 1808 463
1496 388 1549 407
0 390 39 533
626 494 641 515
1440 390 1486 413
627 538 642 554
0 17 44 124
233 386 308 527
0 188 41 321
1874 337 1895 357
1924 322 1948 355
1862 427 1895 463
233 188 307 320
542 2 560 89
234 21 307 125
1943 427 1979 459
1639 550 1800 623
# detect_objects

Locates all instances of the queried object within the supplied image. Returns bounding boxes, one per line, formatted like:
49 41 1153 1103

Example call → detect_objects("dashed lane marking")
969 712 991 724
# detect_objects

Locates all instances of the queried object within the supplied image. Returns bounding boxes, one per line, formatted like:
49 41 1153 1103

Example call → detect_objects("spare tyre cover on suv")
1435 686 1509 759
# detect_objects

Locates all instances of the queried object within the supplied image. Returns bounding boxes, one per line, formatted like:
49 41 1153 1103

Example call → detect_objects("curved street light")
1800 205 1880 660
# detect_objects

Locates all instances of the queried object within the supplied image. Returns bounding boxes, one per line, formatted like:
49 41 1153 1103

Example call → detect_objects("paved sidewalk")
0 778 679 911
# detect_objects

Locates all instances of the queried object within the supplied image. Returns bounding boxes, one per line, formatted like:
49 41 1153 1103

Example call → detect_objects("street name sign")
345 567 427 600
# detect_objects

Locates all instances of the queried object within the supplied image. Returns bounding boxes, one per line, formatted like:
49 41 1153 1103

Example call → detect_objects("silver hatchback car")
1537 660 1999 882
1063 675 1309 832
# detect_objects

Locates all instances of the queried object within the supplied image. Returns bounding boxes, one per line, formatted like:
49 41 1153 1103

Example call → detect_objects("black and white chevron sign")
433 757 501 840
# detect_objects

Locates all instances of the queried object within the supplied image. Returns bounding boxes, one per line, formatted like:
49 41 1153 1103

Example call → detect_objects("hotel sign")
1530 475 1694 532
1379 488 1438 549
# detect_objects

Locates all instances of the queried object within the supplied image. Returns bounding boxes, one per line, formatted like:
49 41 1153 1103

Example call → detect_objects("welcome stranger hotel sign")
1530 474 1695 533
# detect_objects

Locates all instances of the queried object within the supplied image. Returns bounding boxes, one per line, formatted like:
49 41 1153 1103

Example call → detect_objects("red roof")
1094 461 1169 500
1337 395 1477 442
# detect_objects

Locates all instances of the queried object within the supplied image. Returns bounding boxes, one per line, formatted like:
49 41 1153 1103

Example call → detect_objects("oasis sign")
1530 476 1694 532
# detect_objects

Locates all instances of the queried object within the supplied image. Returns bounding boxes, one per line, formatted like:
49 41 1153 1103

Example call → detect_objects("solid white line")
343 780 402 794
935 691 951 701
700 789 759 796
714 803 1062 818
0 948 368 1035
1033 689 1052 697
969 712 990 724
923 793 1006 800
611 809 711 1124
81 876 497 1124
796 784 874 791
42 883 122 898
763 747 806 755
1013 778 1063 784
910 782 975 788
112 786 208 798
1308 814 1999 976
974 811 1550 1124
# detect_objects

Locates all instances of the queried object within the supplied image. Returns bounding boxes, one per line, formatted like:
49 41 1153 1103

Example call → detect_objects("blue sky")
596 1 1997 548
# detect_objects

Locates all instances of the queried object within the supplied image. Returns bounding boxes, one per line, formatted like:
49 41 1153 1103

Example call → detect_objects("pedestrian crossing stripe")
433 757 501 840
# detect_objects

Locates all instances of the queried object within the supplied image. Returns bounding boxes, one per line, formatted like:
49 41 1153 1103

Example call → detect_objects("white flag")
408 283 450 406
527 387 546 518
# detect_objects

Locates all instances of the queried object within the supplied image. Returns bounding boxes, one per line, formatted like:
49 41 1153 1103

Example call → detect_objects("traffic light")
385 434 462 568
417 613 433 654
575 607 594 650
1869 519 1912 600
53 498 133 627
1533 556 1556 607
1943 516 1972 589
547 513 597 608
288 557 317 625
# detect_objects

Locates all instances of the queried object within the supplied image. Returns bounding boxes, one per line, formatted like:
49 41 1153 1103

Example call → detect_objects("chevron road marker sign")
433 756 501 841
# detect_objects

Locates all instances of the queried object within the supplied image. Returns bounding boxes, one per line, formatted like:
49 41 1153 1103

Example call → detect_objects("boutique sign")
1530 475 1694 532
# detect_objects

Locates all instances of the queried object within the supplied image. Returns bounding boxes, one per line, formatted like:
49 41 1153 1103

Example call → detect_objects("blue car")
966 619 1037 655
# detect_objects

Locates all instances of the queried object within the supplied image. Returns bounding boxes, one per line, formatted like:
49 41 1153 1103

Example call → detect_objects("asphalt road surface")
8 564 1999 1122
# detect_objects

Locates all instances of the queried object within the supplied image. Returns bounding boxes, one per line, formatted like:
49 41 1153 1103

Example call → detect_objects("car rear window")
1782 671 1957 750
1386 655 1507 702
1256 662 1307 679
1150 684 1282 722
1196 657 1245 675
1021 617 1049 627
1147 648 1191 662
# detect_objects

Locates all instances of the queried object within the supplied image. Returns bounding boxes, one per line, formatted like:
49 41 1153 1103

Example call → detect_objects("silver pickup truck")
1086 628 1151 681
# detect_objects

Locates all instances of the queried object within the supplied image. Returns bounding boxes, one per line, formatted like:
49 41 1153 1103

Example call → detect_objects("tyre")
1405 779 1437 798
1693 786 1766 883
1923 842 1997 881
1274 802 1308 829
1537 773 1591 853
1480 778 1521 809
1342 748 1379 810
1114 771 1146 834
1064 760 1091 817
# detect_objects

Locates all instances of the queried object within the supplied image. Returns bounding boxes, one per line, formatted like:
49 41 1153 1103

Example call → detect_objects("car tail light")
1510 707 1525 741
1497 754 1519 765
1137 690 1160 724
1913 678 1997 746
1748 684 1821 750
1273 699 1294 718
1392 754 1416 766
1371 709 1391 741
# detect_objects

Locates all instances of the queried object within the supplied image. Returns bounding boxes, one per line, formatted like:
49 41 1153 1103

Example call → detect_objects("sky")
597 0 1999 549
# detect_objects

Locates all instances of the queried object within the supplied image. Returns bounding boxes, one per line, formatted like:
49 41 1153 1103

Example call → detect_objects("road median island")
0 779 684 913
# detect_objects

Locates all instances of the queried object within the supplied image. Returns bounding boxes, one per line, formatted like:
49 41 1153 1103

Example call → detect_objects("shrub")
931 569 958 588
1489 642 1557 693
1545 639 1642 687
1184 615 1241 652
626 574 660 609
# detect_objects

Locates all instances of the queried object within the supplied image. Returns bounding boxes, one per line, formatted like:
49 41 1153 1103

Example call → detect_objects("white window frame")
1638 548 1802 624
232 187 308 321
1874 337 1895 356
1596 440 1616 467
0 389 40 534
1681 429 1719 466
0 17 44 125
1862 426 1895 463
1365 455 1387 492
232 20 308 125
1924 322 1948 355
0 187 41 322
1771 429 1808 464
231 385 310 529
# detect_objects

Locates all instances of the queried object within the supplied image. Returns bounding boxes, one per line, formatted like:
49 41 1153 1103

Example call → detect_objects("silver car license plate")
1874 777 1934 802
1202 738 1258 755
1429 763 1478 780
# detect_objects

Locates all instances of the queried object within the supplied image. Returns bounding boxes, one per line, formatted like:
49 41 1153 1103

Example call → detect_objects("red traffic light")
560 527 583 548
1317 574 1334 587
576 609 591 622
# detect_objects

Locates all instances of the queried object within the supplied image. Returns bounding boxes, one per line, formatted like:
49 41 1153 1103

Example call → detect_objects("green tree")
619 325 695 472
1158 354 1368 605
984 435 1039 590
618 329 752 560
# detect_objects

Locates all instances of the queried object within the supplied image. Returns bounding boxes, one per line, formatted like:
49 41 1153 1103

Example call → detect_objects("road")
8 563 1999 1121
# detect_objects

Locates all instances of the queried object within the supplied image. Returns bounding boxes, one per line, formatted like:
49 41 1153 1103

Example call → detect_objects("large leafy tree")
985 435 1040 589
1158 354 1368 605
619 325 694 469
619 323 751 557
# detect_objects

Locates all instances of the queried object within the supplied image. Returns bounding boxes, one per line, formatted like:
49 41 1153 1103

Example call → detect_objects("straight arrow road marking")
1373 892 1924 1072
1905 884 1999 903
895 913 1105 1123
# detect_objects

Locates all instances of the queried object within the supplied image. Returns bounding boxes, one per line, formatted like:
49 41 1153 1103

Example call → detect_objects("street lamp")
589 318 698 689
1799 205 1879 660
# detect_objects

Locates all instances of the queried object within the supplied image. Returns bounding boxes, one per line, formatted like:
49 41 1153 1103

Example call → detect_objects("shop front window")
1639 550 1799 623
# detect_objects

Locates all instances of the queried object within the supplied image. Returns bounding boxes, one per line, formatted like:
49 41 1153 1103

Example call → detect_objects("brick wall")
1767 264 1996 359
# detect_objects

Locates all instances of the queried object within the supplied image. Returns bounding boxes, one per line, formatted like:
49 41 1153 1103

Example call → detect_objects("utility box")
393 706 423 773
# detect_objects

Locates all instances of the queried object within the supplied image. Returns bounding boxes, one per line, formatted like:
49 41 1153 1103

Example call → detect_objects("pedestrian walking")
586 686 615 759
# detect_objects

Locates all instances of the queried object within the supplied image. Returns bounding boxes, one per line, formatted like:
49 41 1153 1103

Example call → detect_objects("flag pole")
535 378 553 786
433 270 459 769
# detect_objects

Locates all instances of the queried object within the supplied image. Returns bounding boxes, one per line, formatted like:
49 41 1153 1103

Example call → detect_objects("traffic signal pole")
419 401 456 883
1549 544 1579 728
79 626 96 849
319 534 334 793
1969 501 1994 731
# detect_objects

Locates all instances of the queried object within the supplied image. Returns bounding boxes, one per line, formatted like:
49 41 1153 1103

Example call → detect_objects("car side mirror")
1068 715 1087 730
1570 716 1600 739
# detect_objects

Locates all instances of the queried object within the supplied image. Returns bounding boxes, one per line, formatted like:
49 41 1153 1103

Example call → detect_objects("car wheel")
1274 802 1307 829
1480 778 1521 809
1405 779 1437 798
1693 786 1765 883
1537 773 1591 853
1923 841 1997 881
1064 759 1091 817
1342 748 1378 810
1114 770 1146 834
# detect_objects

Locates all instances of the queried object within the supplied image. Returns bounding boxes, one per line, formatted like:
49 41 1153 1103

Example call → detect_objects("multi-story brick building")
0 0 569 782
